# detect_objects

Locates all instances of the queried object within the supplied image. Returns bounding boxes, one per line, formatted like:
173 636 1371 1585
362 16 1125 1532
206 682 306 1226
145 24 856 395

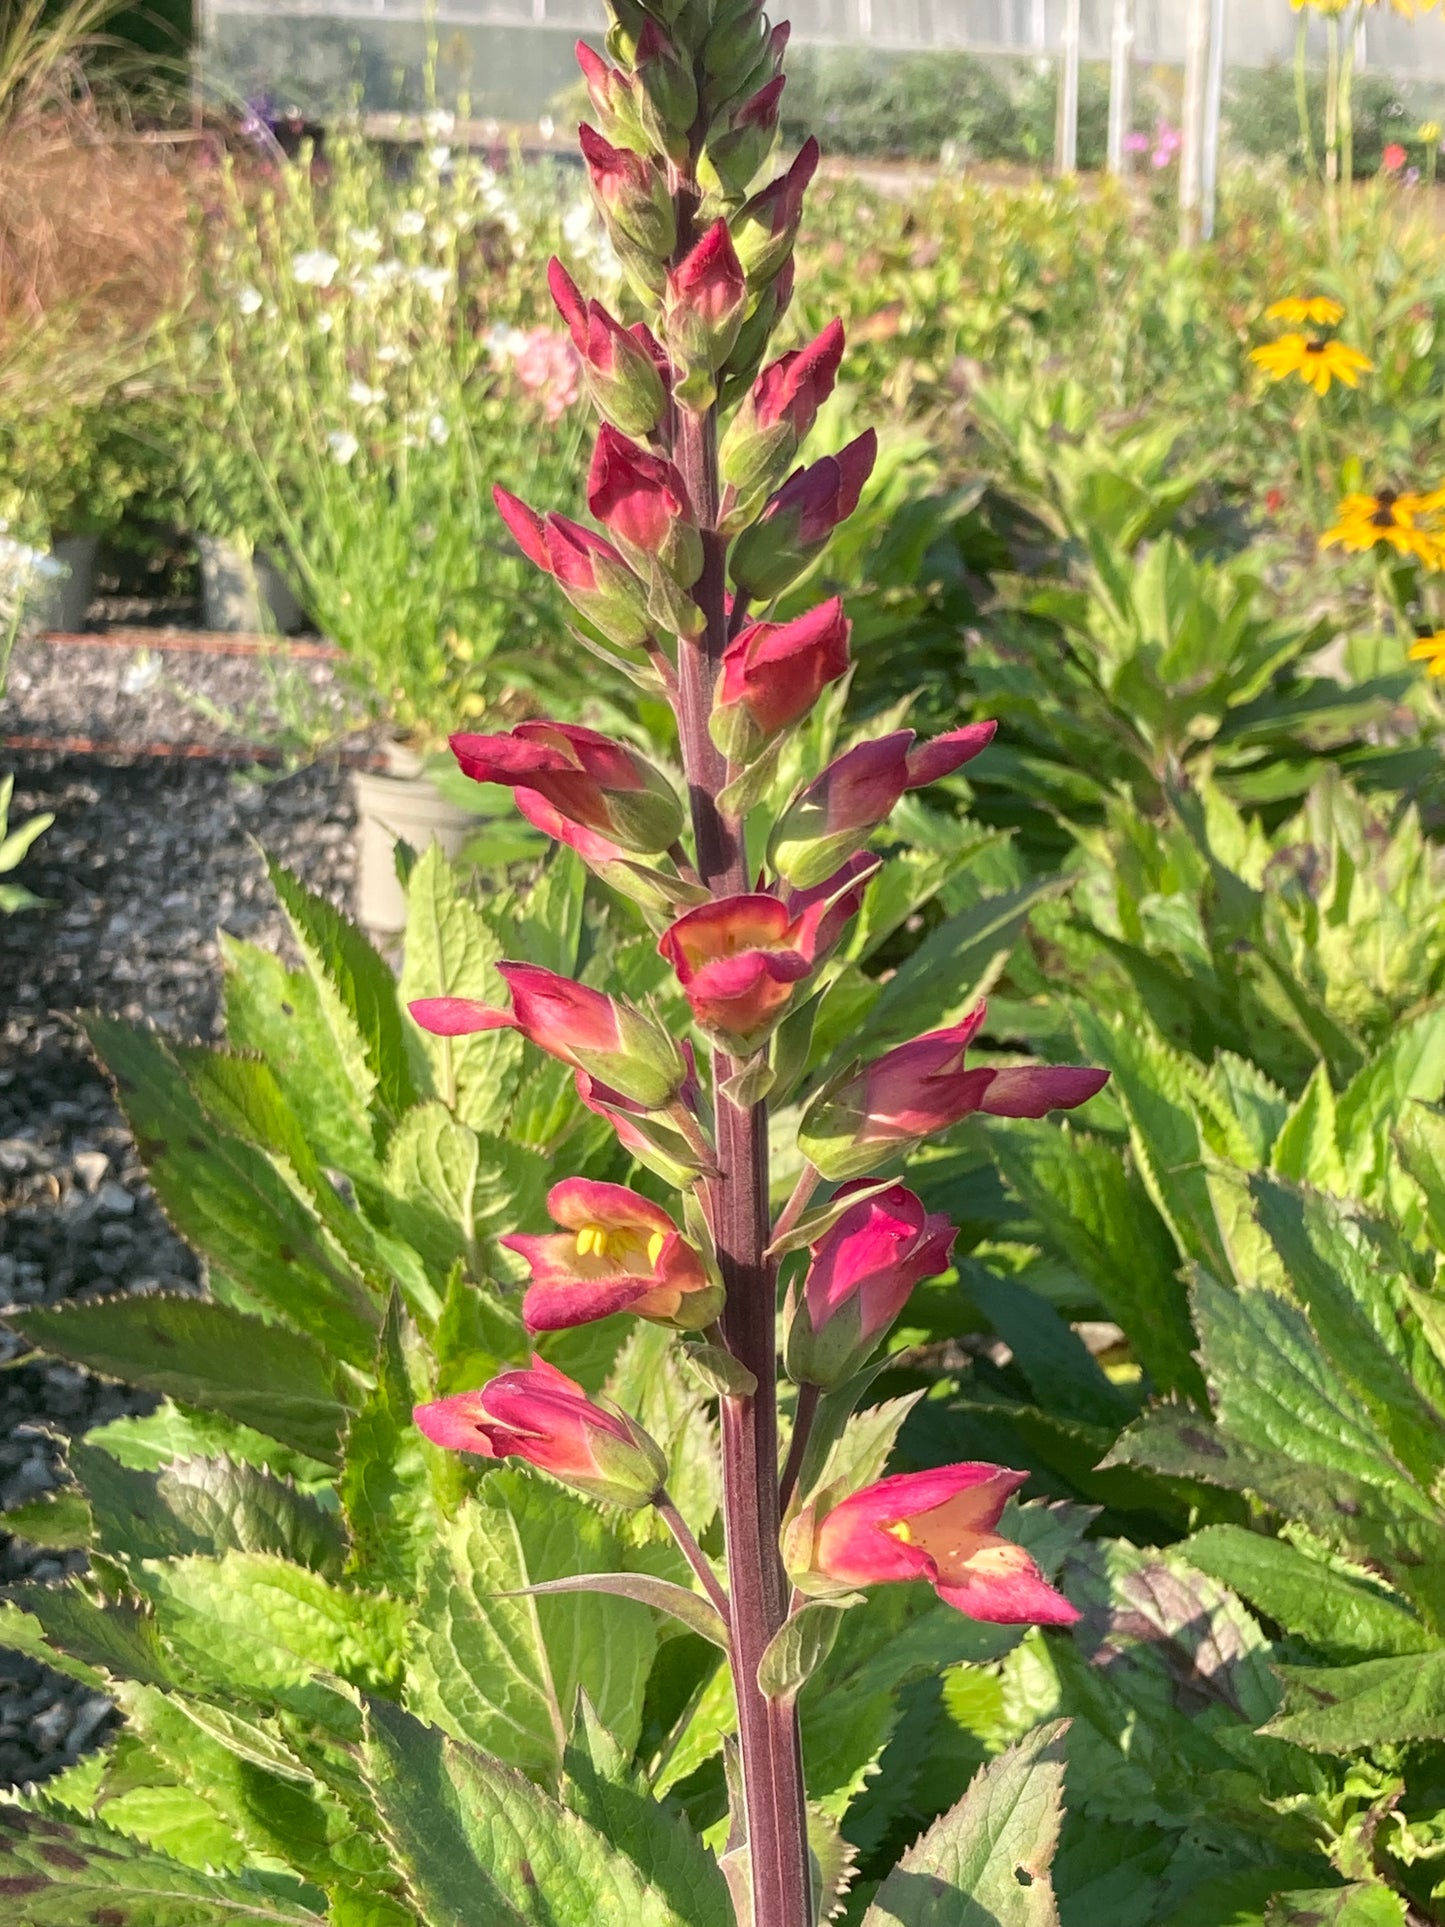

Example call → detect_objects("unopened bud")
728 431 876 600
580 122 677 265
548 259 669 438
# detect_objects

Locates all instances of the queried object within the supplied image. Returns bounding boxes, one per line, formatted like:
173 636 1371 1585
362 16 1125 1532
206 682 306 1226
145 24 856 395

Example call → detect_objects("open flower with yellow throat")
1321 488 1445 567
1265 296 1345 327
1251 333 1374 397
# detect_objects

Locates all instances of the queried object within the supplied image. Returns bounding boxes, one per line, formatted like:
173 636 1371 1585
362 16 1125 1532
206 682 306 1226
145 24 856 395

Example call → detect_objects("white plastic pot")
351 746 476 937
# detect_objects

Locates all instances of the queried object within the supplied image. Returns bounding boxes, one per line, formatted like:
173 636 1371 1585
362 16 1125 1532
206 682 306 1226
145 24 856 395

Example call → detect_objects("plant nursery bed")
2 629 384 766
0 749 357 1787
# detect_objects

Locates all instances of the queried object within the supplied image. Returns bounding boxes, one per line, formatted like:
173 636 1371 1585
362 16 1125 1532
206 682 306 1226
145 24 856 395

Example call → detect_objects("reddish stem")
672 394 813 1925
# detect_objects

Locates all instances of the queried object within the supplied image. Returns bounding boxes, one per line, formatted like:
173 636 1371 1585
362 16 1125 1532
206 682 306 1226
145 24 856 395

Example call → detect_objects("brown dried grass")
0 0 193 395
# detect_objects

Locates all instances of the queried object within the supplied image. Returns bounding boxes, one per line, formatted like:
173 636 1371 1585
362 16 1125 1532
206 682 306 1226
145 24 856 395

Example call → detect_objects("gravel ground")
0 748 356 1786
4 632 368 756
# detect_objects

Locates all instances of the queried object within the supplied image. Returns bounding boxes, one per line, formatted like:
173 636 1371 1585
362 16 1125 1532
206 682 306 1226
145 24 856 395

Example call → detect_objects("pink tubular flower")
711 595 851 759
770 722 997 888
802 1464 1080 1625
504 1177 722 1332
451 721 682 854
410 961 685 1111
415 1355 668 1508
493 486 654 652
728 431 877 599
786 1180 956 1388
799 1001 1109 1180
587 425 701 586
659 856 872 1049
548 258 668 437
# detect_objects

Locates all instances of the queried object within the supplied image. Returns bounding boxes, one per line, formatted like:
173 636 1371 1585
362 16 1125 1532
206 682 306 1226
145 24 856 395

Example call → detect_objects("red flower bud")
792 1464 1080 1625
732 137 818 284
493 485 655 653
410 961 686 1111
450 720 683 855
665 221 749 383
798 1001 1109 1181
573 1059 707 1189
587 425 702 587
720 318 846 510
415 1355 668 1508
658 858 871 1050
728 431 877 599
548 259 668 437
770 721 997 888
505 1177 722 1333
786 1181 956 1388
632 20 699 158
579 122 676 261
702 74 788 199
575 40 633 133
711 596 851 759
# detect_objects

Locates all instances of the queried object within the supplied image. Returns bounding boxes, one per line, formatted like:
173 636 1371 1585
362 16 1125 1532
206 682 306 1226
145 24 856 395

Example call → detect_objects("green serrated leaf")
11 1296 353 1467
341 1296 435 1595
1264 1886 1407 1926
562 1699 732 1927
1183 1525 1431 1662
0 1808 324 1924
861 1720 1068 1925
363 1699 699 1926
84 1018 380 1367
397 844 523 1133
268 859 423 1135
1264 1652 1445 1752
989 1119 1201 1401
404 1471 654 1778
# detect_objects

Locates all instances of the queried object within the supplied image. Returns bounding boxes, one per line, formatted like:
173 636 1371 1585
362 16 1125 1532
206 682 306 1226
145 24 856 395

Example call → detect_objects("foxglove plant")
410 13 1107 1921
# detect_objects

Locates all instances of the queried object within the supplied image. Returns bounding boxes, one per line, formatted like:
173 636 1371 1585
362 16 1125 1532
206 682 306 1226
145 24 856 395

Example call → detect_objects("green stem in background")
1293 15 1317 181
1338 1 1360 196
1324 12 1340 247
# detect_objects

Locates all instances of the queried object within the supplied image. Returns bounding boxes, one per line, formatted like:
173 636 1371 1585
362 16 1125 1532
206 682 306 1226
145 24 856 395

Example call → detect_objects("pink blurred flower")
1382 142 1407 174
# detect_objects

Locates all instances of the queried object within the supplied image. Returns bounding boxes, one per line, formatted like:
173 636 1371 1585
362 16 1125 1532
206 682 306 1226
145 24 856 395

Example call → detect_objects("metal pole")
1055 0 1082 174
1200 0 1227 237
1107 0 1136 175
1179 0 1210 244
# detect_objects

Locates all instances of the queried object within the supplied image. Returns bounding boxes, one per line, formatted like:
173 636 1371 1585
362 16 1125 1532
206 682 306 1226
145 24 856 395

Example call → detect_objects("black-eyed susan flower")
1408 631 1445 676
1265 295 1345 326
1321 489 1445 567
1251 333 1374 396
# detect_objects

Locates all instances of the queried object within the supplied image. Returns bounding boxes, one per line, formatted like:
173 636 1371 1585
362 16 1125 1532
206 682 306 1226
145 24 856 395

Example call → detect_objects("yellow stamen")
886 1520 915 1545
646 1230 667 1266
576 1225 609 1259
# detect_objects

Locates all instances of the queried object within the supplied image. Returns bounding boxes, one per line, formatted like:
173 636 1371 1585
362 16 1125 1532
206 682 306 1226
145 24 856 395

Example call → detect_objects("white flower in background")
562 200 595 248
348 380 386 406
291 249 339 287
538 114 555 140
485 323 528 362
427 412 450 445
235 285 263 315
410 265 451 302
348 226 383 254
375 342 406 365
429 147 452 170
327 430 359 465
395 209 427 238
430 223 453 250
316 312 335 334
424 109 456 139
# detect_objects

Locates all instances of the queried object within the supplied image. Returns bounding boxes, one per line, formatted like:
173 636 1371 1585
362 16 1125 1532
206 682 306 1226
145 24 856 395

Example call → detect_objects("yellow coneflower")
1408 631 1445 676
1366 0 1440 17
1320 489 1445 567
1421 122 1443 144
1265 295 1345 326
1251 333 1374 396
